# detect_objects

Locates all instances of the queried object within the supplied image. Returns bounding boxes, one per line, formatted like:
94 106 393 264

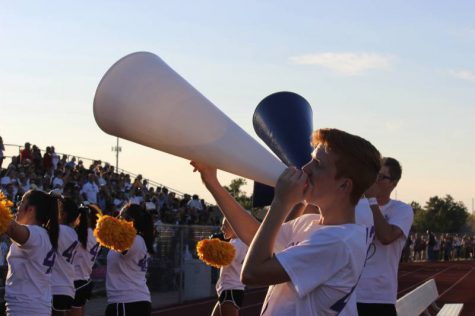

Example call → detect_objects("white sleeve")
19 225 43 250
388 203 413 238
274 221 293 252
274 214 321 252
275 230 350 298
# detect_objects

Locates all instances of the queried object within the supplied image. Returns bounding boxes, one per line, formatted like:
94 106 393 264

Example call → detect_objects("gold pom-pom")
93 214 137 252
196 238 236 268
0 193 13 235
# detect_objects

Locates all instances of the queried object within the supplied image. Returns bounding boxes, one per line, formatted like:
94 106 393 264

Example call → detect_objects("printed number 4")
43 248 56 274
62 241 78 263
90 243 100 262
138 255 149 272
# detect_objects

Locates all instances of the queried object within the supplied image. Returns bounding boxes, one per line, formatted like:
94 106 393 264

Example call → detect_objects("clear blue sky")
1 1 474 210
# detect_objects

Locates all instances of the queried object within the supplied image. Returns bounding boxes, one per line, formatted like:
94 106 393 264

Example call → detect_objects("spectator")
0 168 11 189
65 157 76 169
427 230 436 262
31 145 42 172
80 174 99 204
51 146 60 171
19 142 32 165
433 235 441 261
187 194 203 211
51 170 65 193
411 234 419 261
17 172 30 192
43 146 53 175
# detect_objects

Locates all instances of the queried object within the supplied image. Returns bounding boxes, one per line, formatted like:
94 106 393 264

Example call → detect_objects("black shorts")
72 279 94 308
357 303 397 316
52 294 74 312
218 289 244 309
105 301 151 316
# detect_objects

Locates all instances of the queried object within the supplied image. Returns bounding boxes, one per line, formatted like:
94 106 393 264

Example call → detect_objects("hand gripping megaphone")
93 52 286 187
252 92 314 207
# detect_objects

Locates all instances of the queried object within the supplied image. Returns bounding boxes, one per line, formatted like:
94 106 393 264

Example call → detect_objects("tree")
223 178 253 211
411 201 427 233
462 213 475 233
423 195 469 233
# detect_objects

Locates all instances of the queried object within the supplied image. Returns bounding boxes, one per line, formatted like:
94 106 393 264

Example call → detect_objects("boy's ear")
340 179 353 192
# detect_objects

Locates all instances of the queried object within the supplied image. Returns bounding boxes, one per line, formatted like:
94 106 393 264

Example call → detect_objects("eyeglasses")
377 173 393 181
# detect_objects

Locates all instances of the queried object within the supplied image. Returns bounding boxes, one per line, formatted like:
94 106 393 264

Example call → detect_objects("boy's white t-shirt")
52 224 79 298
356 199 414 304
74 228 100 280
216 238 248 295
339 199 376 316
5 225 56 316
106 235 151 303
261 214 367 316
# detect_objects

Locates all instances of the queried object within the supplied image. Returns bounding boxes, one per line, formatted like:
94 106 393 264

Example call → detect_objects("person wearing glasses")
355 157 414 316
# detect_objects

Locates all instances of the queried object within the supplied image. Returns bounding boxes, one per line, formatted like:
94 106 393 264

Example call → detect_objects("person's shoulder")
27 224 46 236
389 199 413 213
133 234 146 249
23 224 49 247
284 213 320 231
60 223 78 235
304 225 364 255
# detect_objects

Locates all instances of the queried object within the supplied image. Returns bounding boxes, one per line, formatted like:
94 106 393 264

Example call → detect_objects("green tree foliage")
416 195 470 233
223 178 267 220
411 201 427 232
223 178 253 211
463 213 475 233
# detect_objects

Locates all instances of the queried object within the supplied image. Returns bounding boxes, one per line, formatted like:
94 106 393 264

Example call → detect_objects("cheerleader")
51 198 81 316
212 219 248 316
70 205 100 316
105 204 154 316
4 190 59 316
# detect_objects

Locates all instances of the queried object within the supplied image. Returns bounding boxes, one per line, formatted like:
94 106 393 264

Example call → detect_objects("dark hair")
60 198 80 225
120 204 154 254
382 157 402 182
76 204 100 249
312 128 382 205
23 190 59 250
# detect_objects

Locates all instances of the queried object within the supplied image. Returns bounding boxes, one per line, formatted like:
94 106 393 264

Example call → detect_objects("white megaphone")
93 52 286 187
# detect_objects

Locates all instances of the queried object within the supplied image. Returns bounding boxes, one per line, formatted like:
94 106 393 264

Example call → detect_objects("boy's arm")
191 161 260 246
242 167 308 286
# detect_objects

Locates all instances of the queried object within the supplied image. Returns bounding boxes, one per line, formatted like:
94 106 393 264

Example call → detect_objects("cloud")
448 69 475 82
289 52 392 76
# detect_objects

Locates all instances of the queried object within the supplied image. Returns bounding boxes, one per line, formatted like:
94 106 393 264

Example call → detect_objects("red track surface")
153 261 475 316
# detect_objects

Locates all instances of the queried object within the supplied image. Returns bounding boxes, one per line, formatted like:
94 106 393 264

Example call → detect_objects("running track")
153 261 475 316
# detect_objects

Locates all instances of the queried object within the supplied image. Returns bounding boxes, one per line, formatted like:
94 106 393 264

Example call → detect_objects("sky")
1 1 474 210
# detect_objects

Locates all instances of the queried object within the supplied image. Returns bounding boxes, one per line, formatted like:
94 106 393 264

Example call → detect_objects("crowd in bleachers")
401 231 475 263
0 141 222 227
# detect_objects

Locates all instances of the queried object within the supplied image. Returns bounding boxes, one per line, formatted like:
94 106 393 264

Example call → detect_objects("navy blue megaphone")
252 92 314 207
